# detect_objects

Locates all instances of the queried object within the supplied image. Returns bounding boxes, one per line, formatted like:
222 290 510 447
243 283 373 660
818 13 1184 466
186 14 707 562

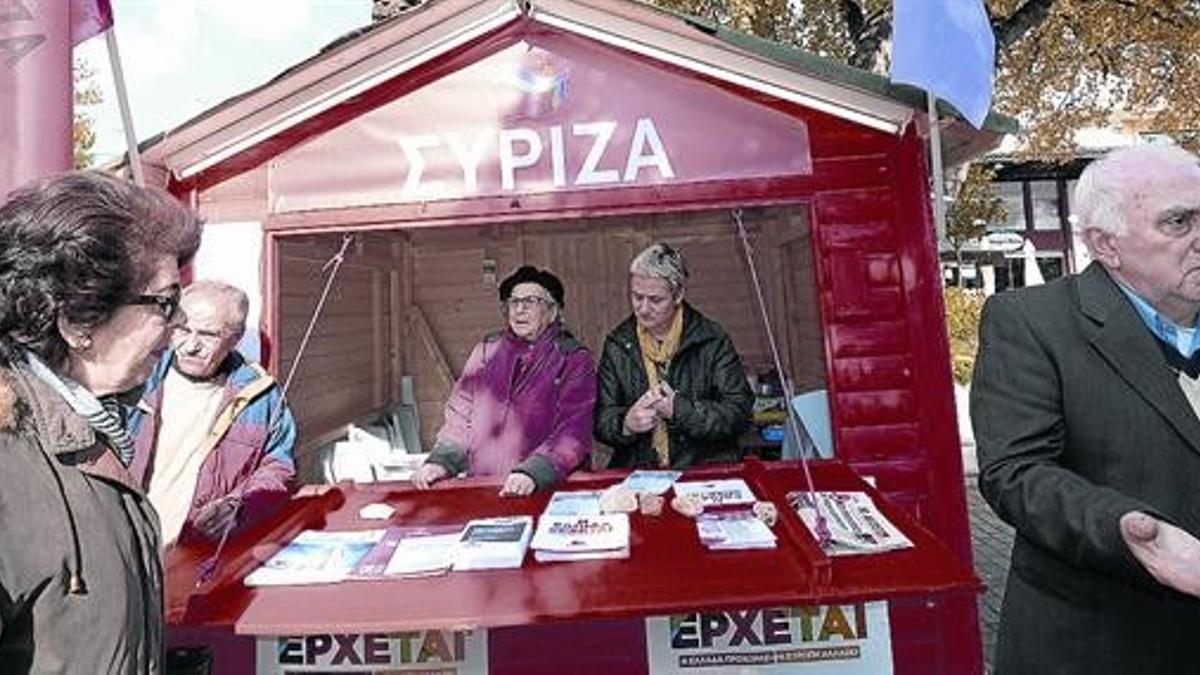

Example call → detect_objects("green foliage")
944 287 986 385
946 165 1008 253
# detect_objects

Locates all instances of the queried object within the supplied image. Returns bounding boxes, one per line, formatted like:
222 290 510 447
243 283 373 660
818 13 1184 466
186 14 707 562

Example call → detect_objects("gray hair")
1074 144 1200 236
183 280 249 335
630 243 689 298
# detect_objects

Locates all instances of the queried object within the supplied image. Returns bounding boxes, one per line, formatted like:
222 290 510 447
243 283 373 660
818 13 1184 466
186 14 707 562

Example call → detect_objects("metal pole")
105 29 144 186
927 91 946 244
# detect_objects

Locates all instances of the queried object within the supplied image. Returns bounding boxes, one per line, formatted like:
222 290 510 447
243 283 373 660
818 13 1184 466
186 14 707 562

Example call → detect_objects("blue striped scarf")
24 351 135 466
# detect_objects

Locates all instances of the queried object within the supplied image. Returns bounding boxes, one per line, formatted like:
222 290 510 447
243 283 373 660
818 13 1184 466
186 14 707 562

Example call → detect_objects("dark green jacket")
594 304 753 468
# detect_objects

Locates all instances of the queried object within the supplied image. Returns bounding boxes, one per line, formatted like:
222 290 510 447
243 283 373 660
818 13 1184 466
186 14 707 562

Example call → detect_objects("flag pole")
927 90 946 245
104 29 144 187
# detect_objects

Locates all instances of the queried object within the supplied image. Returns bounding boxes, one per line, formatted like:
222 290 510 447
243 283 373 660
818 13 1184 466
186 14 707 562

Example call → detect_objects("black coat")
971 263 1200 675
594 303 753 469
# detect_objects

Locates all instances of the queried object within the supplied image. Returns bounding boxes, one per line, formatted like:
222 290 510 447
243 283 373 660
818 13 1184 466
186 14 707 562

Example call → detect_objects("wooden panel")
275 234 401 479
277 206 828 466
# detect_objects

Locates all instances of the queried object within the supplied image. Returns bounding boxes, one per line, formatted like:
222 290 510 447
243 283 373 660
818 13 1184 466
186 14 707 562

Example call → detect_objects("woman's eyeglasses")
127 284 181 320
504 295 555 311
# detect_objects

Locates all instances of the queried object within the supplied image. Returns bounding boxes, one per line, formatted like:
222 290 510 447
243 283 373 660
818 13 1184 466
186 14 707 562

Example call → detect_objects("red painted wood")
167 461 977 674
169 18 986 672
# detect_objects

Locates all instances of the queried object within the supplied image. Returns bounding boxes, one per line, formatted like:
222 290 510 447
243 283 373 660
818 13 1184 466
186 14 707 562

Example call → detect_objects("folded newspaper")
531 513 631 562
696 510 777 550
672 478 757 507
244 529 386 586
787 491 913 556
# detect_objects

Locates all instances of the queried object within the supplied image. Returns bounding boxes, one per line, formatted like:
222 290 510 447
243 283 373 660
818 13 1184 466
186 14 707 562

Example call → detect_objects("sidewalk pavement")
966 471 1013 674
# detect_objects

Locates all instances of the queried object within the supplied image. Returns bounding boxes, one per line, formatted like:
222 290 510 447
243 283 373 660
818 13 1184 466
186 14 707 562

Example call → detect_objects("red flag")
70 0 112 46
0 0 112 201
1 0 73 200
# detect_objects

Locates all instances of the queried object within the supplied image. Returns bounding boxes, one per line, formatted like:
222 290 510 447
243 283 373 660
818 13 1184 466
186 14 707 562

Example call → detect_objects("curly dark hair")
0 171 203 367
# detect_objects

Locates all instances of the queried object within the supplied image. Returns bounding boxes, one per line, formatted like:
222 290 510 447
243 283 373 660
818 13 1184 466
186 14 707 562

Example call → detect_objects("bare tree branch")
994 0 1058 49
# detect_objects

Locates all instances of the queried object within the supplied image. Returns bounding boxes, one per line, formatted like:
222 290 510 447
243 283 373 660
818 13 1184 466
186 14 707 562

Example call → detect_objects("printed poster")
646 602 892 674
256 630 488 674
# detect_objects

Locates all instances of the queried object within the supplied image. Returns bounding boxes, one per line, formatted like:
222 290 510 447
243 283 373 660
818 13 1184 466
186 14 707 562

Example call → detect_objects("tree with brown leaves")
651 0 1200 157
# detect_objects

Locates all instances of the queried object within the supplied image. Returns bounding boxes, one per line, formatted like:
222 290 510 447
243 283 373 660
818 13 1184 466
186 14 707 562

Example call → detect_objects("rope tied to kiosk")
196 233 356 586
731 208 831 547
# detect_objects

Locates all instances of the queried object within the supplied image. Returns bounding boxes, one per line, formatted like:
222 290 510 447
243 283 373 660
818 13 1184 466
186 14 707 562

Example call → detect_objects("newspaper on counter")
543 490 604 516
531 513 631 562
787 491 914 556
244 529 385 587
349 524 464 579
696 510 777 550
452 515 534 571
621 470 682 495
672 478 757 507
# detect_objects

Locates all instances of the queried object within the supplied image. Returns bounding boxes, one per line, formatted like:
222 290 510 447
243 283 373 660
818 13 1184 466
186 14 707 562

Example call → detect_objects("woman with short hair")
0 171 202 673
412 265 597 496
594 243 753 469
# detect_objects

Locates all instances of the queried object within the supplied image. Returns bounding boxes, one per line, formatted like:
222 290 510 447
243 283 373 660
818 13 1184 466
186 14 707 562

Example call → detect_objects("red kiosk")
140 1 1010 672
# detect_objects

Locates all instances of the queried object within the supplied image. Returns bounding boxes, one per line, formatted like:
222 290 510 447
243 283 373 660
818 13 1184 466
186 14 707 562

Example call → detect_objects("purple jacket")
427 324 597 491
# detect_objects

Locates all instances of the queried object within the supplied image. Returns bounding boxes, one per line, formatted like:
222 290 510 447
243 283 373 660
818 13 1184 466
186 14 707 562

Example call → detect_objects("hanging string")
197 233 355 586
731 208 830 548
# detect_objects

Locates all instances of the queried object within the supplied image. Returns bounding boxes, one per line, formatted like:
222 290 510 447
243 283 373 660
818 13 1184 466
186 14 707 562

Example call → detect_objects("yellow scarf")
636 307 683 467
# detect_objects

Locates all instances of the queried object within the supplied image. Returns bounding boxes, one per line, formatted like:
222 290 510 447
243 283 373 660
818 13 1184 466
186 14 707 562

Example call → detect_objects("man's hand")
192 496 240 541
499 472 536 497
651 382 676 420
1120 510 1200 597
412 463 450 490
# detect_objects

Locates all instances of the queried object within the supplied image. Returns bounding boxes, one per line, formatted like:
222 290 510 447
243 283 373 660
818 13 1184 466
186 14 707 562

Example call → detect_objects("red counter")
167 460 978 673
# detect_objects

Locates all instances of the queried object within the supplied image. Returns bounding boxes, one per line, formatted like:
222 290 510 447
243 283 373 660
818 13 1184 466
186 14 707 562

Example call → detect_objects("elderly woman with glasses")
594 243 753 470
0 172 201 672
412 265 597 496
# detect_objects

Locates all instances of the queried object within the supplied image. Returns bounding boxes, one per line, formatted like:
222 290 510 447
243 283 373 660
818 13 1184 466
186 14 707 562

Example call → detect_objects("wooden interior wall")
276 234 402 480
404 206 825 452
275 205 825 475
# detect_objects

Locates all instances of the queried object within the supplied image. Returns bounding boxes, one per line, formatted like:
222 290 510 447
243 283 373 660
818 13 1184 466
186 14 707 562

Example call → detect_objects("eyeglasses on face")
127 284 181 320
504 295 555 311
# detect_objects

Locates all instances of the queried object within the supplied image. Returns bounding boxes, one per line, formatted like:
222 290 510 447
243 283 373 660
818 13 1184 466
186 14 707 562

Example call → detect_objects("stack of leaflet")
620 470 682 495
349 524 464 579
695 511 777 550
672 478 757 508
452 516 534 571
244 529 385 587
787 491 914 556
543 489 604 516
531 513 631 562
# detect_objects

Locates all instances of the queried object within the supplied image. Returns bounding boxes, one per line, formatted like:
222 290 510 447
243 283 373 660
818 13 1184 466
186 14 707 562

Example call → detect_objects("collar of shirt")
1115 281 1200 358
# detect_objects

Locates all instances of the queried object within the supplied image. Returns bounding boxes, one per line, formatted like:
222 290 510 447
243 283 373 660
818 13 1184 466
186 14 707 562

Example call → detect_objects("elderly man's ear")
1082 228 1121 269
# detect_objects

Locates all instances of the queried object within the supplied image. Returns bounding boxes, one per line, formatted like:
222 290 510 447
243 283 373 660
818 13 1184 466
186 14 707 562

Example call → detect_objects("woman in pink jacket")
412 266 597 496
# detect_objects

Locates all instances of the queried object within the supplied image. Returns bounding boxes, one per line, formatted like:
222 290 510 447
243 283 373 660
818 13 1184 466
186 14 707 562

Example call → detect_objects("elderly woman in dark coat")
0 172 202 673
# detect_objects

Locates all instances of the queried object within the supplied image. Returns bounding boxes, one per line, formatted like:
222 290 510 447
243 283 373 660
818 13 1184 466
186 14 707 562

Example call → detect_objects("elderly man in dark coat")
972 145 1200 674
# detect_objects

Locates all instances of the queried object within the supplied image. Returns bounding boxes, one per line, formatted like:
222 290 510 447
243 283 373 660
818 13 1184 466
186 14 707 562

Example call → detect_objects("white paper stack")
620 470 682 495
349 524 464 579
531 513 631 562
695 511 777 550
452 516 534 571
244 529 385 587
672 478 757 507
543 490 604 516
788 490 914 556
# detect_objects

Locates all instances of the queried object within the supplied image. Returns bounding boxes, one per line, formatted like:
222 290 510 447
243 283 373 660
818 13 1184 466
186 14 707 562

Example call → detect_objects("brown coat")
0 365 164 673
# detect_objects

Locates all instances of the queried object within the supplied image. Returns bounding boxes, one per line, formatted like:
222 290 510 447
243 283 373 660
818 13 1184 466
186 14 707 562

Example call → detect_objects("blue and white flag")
891 0 995 128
